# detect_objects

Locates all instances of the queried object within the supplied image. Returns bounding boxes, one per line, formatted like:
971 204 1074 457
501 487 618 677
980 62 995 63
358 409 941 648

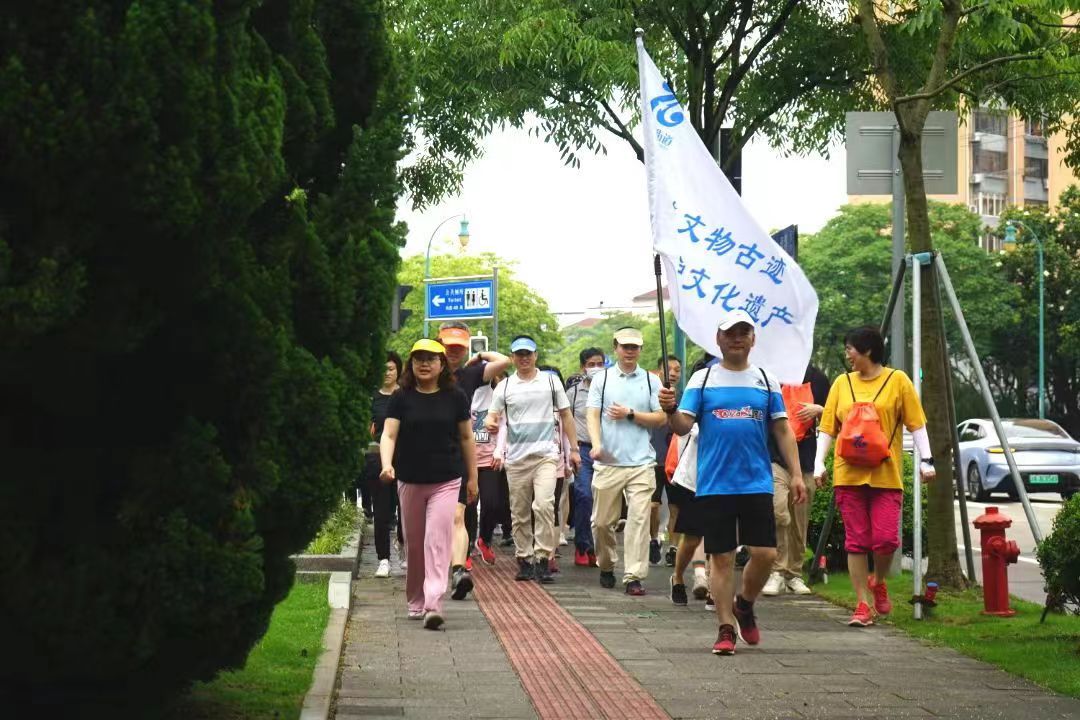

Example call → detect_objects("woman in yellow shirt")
813 326 936 627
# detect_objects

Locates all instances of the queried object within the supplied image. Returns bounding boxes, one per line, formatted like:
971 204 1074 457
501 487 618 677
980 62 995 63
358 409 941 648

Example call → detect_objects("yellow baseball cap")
410 339 447 355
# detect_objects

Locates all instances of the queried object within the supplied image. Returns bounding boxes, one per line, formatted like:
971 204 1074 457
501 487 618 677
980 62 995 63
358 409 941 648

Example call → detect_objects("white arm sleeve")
814 432 835 477
912 425 932 458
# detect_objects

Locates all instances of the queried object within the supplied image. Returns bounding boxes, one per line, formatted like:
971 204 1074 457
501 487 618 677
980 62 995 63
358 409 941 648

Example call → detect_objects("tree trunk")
897 127 967 589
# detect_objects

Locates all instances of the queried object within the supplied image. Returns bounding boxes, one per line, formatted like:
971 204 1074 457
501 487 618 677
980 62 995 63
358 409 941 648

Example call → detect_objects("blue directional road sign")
426 278 495 321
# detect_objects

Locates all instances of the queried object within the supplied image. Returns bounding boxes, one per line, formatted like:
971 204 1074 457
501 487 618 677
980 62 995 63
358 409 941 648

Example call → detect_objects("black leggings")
365 453 401 561
478 468 510 545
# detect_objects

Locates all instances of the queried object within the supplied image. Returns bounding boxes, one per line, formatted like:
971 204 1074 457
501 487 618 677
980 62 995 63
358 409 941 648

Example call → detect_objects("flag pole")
654 254 671 387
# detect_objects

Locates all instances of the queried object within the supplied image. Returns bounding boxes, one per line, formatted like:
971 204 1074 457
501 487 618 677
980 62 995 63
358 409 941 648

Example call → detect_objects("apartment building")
850 108 1079 251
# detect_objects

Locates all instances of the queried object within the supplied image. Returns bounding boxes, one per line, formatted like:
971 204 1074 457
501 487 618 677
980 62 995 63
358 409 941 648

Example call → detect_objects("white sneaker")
762 572 786 596
559 533 568 546
787 576 812 595
691 570 709 600
375 559 390 578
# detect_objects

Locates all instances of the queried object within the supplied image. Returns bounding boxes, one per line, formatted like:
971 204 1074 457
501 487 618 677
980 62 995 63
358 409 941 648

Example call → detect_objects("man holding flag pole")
637 28 815 655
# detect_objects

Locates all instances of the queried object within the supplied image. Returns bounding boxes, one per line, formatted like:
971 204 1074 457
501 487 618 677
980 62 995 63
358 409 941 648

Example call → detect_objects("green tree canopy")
391 253 560 360
390 0 869 205
801 201 1021 382
0 0 404 706
995 188 1080 435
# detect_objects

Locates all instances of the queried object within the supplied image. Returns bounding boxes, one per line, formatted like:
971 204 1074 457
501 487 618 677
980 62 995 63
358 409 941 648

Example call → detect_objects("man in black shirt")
437 322 511 599
763 363 830 596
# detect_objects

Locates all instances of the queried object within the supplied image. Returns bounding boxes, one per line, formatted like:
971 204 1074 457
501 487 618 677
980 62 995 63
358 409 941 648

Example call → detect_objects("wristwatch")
921 457 934 466
627 410 636 422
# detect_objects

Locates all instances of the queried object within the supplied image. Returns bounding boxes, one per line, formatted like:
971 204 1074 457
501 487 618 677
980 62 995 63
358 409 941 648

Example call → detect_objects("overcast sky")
395 127 848 317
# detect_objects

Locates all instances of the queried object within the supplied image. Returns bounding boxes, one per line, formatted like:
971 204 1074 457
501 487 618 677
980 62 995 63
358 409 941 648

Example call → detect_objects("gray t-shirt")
568 378 592 445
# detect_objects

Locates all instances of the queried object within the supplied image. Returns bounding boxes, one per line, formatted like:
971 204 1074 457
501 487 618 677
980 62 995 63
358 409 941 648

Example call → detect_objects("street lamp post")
1005 220 1045 419
423 214 471 337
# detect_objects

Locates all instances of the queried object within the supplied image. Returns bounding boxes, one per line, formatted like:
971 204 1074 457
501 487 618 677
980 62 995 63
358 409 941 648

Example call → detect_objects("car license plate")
1029 474 1059 485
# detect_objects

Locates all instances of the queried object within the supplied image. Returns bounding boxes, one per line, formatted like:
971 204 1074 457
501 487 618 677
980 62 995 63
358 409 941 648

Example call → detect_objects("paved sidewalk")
331 526 1080 720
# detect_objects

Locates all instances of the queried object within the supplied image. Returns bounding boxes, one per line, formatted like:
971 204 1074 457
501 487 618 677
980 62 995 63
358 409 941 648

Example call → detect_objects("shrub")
0 0 404 707
306 499 362 555
1036 494 1080 615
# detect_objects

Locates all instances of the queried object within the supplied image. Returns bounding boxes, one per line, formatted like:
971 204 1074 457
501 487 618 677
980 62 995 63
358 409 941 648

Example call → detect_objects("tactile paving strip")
472 555 670 720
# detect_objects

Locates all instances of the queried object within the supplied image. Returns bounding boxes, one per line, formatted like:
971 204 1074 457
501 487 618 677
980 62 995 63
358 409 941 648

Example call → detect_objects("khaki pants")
591 464 655 583
506 456 558 560
772 462 815 578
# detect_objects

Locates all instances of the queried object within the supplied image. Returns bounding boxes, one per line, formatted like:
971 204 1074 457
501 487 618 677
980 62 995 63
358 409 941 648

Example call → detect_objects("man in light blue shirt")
587 327 666 595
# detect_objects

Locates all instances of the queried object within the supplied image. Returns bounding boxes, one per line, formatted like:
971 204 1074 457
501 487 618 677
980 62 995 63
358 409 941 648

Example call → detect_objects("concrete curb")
299 571 351 720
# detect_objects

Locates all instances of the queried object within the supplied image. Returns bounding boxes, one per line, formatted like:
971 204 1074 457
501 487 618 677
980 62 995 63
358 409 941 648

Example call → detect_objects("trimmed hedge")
1036 494 1080 615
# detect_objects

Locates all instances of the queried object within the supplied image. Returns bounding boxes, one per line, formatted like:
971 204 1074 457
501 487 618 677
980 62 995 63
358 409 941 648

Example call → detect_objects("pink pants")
834 485 902 555
397 478 459 614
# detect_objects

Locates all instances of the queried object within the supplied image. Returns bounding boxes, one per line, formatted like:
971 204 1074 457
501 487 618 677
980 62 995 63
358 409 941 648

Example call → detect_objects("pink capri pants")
834 485 903 555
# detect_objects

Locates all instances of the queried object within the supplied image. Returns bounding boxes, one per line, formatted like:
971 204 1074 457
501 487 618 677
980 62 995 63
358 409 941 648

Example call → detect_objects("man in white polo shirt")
587 327 667 595
486 335 580 583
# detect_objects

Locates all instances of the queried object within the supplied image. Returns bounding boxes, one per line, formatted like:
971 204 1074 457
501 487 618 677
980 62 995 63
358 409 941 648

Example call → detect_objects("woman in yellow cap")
380 339 478 629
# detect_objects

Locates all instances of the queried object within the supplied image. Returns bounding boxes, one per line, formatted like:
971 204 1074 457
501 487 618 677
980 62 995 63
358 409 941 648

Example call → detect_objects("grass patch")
814 572 1080 698
305 498 360 555
162 576 330 719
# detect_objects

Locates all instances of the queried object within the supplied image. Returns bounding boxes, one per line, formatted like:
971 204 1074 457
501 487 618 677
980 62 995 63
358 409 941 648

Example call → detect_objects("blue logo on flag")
650 82 685 127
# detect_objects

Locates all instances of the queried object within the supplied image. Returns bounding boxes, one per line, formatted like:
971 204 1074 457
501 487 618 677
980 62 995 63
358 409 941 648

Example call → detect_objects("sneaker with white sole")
786 576 812 595
762 571 786 596
375 559 391 578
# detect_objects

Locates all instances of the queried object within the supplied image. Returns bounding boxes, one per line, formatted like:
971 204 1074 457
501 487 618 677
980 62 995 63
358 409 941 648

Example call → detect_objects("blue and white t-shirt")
677 364 786 496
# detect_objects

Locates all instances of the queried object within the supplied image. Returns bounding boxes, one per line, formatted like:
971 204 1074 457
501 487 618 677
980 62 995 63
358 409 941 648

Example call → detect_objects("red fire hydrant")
973 506 1021 617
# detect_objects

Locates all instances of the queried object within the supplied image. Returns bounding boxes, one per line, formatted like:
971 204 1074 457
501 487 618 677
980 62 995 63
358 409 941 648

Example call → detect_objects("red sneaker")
477 538 496 565
574 548 590 566
848 601 874 627
465 556 473 572
869 577 892 615
587 551 598 567
732 595 760 645
712 624 737 655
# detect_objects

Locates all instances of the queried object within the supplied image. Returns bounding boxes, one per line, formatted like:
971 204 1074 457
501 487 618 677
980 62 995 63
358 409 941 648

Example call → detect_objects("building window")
1025 117 1046 138
974 109 1008 136
974 148 1007 174
974 191 1007 218
1024 157 1049 180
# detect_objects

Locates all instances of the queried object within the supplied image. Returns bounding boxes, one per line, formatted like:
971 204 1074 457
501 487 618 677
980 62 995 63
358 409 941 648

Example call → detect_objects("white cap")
718 309 756 331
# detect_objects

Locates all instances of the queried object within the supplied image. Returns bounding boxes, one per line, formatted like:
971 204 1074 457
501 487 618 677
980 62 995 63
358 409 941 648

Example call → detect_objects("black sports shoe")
515 559 534 581
451 568 474 600
664 546 677 567
670 576 688 606
599 570 616 589
625 580 645 596
735 546 750 569
649 539 662 565
535 558 554 584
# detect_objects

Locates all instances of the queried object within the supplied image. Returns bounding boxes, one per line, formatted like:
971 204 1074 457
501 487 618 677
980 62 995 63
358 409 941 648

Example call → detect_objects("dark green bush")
1036 494 1080 614
0 0 403 706
809 452 926 568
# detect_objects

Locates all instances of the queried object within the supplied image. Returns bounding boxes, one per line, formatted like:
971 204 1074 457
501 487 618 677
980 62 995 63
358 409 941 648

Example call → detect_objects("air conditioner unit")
969 204 979 213
1043 178 1050 190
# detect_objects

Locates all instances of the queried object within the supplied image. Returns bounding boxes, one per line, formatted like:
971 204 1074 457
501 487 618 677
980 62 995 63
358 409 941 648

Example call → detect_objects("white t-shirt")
489 371 570 464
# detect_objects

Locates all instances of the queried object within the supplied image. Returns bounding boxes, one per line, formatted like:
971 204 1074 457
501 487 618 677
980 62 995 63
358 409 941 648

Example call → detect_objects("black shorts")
651 466 667 503
695 493 776 555
673 490 708 538
458 477 477 506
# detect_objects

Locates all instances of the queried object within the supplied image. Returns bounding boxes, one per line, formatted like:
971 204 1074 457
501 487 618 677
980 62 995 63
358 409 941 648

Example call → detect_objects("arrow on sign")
432 295 445 307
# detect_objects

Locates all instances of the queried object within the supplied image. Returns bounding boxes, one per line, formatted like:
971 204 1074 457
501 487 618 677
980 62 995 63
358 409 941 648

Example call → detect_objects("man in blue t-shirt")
658 309 806 656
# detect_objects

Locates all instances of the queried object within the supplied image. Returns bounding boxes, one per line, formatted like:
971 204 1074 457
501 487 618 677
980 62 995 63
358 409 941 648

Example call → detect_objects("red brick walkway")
472 556 670 720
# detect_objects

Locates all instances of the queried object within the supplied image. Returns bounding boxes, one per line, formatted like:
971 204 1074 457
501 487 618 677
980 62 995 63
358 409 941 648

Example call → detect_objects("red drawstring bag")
836 371 898 467
781 382 815 441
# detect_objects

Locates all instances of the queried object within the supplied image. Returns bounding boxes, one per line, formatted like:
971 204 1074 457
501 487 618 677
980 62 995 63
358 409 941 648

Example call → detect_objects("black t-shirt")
370 391 393 441
386 386 470 484
454 362 486 403
769 365 832 472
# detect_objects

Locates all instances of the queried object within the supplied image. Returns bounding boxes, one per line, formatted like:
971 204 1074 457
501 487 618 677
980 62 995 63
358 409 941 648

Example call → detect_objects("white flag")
636 35 818 384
